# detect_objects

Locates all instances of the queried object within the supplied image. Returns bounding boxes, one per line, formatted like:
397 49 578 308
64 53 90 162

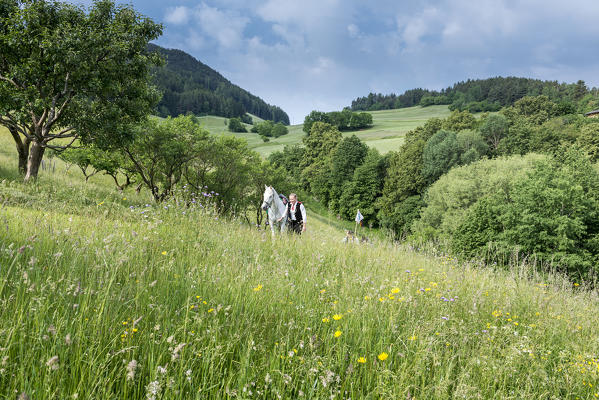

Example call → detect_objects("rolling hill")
149 44 289 124
200 105 453 157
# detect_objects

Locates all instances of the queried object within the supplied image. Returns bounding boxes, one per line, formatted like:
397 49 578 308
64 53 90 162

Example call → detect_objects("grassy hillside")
2 129 599 399
200 105 453 157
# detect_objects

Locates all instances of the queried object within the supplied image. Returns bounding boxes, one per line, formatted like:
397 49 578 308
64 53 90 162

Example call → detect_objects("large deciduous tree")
0 0 162 180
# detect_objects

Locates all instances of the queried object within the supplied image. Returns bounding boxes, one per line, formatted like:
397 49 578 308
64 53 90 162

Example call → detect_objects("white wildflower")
46 355 59 370
171 343 186 361
145 380 161 400
157 365 167 375
65 334 72 346
126 359 138 381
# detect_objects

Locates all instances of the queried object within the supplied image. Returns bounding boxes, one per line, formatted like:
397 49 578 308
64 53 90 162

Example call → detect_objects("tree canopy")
0 0 162 180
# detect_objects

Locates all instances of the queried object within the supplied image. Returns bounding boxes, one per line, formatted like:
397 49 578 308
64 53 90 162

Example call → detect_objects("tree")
577 123 599 162
443 110 477 131
329 135 368 211
271 122 288 138
339 148 386 225
421 130 461 184
124 116 208 202
268 145 304 171
0 0 162 180
479 114 508 153
300 122 342 201
228 117 247 132
303 111 330 134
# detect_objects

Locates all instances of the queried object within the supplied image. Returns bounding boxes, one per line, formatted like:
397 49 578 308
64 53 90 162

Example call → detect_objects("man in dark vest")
287 193 306 234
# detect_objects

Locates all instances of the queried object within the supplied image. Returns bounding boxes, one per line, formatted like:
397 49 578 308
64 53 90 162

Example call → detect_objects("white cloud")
194 3 249 49
164 6 190 25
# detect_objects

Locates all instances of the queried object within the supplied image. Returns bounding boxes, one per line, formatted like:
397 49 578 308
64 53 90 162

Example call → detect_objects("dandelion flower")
333 314 342 321
322 317 330 323
161 251 167 255
378 352 388 361
391 287 400 294
253 284 263 292
334 330 342 338
357 357 366 364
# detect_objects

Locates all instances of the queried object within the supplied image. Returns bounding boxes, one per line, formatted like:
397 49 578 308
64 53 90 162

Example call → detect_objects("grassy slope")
201 105 452 157
2 128 599 399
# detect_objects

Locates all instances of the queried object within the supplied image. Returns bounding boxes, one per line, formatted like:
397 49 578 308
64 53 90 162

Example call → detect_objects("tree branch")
0 73 22 89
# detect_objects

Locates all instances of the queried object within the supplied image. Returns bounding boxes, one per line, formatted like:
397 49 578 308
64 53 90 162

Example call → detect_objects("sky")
75 0 599 124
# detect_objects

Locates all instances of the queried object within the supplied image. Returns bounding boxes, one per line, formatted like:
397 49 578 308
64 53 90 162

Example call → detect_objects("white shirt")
288 201 307 223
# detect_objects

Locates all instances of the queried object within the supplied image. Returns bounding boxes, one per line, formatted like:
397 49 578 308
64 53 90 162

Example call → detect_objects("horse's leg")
280 218 287 233
270 218 276 238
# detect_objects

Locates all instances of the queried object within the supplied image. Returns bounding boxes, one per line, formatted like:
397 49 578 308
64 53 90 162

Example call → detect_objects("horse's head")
261 185 274 211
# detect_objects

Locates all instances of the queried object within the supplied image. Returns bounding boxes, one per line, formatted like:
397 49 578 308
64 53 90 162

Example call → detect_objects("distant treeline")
303 109 373 133
350 77 598 113
149 44 289 124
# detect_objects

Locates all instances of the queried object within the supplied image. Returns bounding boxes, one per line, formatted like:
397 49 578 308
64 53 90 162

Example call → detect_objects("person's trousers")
289 220 302 234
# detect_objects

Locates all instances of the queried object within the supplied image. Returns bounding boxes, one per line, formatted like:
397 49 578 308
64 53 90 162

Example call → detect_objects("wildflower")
357 357 366 364
65 334 72 346
333 314 342 321
46 355 59 370
157 365 167 375
126 359 138 381
378 352 388 361
253 284 263 292
408 335 417 341
208 308 214 313
391 287 400 294
145 380 161 400
322 317 330 323
334 330 342 338
320 289 326 293
161 251 167 255
172 343 186 361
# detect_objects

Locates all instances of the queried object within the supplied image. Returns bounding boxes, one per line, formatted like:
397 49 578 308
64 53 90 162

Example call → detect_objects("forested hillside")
351 77 598 114
149 44 289 124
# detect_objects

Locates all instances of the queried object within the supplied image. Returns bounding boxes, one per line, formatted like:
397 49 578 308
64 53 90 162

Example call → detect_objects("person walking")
287 193 306 234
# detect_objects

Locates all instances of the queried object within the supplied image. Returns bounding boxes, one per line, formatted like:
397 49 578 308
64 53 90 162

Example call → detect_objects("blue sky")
76 0 599 124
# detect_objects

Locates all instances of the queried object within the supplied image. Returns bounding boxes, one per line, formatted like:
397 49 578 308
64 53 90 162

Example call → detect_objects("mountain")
149 44 289 125
350 77 594 113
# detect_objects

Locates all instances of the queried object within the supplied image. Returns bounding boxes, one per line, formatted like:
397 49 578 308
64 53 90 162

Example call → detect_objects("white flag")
355 209 364 223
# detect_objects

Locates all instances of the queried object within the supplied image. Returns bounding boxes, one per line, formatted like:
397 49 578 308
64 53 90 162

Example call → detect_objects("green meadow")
200 105 453 157
2 124 599 399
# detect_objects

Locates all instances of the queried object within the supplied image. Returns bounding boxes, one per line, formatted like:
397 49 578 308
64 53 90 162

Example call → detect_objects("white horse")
261 185 287 236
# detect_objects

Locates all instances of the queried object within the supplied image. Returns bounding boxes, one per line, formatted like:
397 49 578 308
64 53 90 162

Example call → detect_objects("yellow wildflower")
322 317 330 323
378 352 388 361
334 330 342 338
333 314 342 321
357 357 366 364
161 251 167 255
253 284 263 292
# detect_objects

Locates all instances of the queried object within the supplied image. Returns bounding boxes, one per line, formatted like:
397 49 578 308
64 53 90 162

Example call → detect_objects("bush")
228 117 247 133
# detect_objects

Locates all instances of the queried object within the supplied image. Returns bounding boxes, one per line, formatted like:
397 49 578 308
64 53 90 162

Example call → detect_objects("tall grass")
2 128 599 398
1 182 599 399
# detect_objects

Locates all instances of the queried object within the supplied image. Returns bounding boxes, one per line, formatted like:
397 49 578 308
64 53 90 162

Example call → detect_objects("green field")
2 123 599 399
200 105 453 157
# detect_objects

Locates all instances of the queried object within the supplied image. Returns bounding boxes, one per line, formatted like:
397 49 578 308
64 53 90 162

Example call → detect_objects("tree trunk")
8 126 30 175
24 141 46 182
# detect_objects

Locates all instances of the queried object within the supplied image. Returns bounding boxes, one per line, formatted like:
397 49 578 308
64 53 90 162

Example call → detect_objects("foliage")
0 0 162 180
303 109 373 133
350 77 592 113
450 149 599 278
339 149 386 225
479 114 508 153
414 154 543 240
228 117 247 133
576 123 599 162
268 145 305 172
150 44 289 124
123 116 208 202
421 130 461 184
329 136 368 211
442 110 478 131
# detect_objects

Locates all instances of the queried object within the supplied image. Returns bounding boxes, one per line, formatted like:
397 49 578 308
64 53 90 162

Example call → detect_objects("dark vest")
288 201 303 222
